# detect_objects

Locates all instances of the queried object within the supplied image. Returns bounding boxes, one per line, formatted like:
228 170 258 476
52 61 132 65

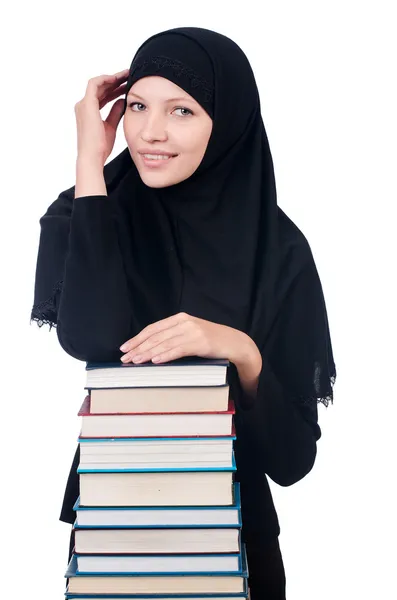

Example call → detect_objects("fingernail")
120 355 129 362
120 344 128 351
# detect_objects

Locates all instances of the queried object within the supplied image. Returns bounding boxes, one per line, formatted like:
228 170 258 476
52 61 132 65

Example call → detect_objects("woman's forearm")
55 157 132 362
75 156 107 198
233 338 263 401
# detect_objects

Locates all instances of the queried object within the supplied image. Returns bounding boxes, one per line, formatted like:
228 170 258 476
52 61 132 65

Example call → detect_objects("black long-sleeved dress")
32 194 323 598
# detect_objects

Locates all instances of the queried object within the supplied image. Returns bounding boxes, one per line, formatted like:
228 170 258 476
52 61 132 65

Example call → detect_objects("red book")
78 396 235 439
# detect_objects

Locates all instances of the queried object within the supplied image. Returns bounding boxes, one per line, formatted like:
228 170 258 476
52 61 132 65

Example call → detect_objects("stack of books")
65 356 249 599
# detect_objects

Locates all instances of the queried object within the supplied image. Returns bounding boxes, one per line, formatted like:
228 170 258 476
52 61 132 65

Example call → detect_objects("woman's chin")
138 170 186 188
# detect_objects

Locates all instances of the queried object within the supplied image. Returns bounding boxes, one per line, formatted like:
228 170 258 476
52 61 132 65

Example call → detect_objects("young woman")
31 26 336 599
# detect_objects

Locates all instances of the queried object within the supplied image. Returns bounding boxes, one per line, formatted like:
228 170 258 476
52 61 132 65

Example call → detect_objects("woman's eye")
129 102 145 111
174 107 193 117
129 102 192 117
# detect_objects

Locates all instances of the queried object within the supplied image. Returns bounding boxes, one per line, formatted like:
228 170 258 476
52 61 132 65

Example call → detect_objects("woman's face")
123 76 213 188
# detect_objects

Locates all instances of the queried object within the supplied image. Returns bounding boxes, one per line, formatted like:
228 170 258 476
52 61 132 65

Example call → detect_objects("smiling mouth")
140 154 179 167
141 153 178 158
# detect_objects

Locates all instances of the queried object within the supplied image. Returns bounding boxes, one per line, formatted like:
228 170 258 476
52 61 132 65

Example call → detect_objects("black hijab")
31 26 336 409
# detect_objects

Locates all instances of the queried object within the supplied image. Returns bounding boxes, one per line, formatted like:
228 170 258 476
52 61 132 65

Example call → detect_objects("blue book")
77 451 236 474
65 546 248 596
73 550 246 576
73 483 241 529
78 435 236 472
85 358 230 389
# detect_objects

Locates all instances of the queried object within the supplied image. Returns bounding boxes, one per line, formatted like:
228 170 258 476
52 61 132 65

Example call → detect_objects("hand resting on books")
119 311 253 366
119 311 263 400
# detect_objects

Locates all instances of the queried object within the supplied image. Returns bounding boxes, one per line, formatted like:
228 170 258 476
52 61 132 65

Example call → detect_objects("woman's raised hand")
74 69 130 166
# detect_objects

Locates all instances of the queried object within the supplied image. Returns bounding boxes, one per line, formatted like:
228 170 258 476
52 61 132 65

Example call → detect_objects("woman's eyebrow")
126 92 193 103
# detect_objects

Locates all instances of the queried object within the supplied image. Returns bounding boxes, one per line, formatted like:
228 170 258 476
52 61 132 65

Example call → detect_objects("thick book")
78 396 235 438
85 358 229 389
88 385 230 414
79 471 234 507
73 483 241 528
73 527 241 554
78 436 236 471
74 552 244 575
65 551 247 594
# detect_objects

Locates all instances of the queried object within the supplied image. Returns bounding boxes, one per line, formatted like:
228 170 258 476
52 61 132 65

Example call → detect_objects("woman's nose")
140 115 168 142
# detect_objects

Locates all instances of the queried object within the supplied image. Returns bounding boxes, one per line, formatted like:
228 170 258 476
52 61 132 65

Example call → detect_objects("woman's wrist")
75 156 107 198
232 334 263 400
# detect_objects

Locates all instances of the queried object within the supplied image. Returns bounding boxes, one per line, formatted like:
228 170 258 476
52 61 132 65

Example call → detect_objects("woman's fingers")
86 70 130 103
99 82 129 110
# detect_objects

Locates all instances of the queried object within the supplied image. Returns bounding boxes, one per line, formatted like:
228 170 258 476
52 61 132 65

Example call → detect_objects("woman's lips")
140 154 178 168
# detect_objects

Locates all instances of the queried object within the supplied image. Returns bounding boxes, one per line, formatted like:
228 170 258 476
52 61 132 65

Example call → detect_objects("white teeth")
142 154 172 160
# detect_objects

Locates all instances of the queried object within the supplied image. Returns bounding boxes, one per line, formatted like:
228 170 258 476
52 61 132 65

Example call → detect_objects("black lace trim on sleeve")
297 372 336 410
30 279 63 331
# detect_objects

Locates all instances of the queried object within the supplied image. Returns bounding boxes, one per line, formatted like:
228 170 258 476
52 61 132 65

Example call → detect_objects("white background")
2 1 396 598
